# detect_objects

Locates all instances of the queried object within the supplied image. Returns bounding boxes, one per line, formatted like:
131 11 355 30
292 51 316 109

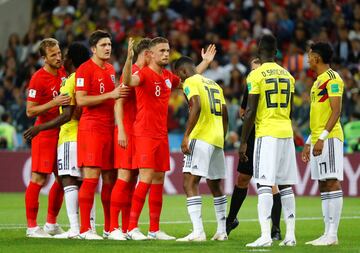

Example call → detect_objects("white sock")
64 185 79 234
213 195 227 234
257 186 273 239
280 187 296 239
328 190 343 237
90 198 96 232
320 192 329 236
187 196 204 235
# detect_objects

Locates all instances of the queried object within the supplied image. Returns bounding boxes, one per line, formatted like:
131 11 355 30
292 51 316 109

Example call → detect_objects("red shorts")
31 134 58 174
77 129 114 170
134 136 170 172
114 127 136 170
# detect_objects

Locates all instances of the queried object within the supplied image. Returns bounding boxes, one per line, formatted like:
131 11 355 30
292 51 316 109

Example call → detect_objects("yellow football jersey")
183 74 226 148
58 73 78 146
310 68 344 144
247 62 295 138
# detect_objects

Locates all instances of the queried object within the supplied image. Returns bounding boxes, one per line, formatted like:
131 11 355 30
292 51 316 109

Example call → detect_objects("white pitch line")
0 216 360 230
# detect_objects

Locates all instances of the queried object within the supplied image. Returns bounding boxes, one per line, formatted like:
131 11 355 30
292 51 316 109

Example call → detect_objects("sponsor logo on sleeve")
76 78 84 87
247 82 251 91
28 89 36 98
331 84 340 93
184 86 190 96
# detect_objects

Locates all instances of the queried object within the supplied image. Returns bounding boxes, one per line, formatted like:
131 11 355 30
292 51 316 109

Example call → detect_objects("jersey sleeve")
327 78 344 97
290 75 295 93
247 71 260 95
220 87 226 105
60 74 76 106
75 64 91 92
136 69 145 86
27 75 42 103
171 74 181 89
183 78 199 100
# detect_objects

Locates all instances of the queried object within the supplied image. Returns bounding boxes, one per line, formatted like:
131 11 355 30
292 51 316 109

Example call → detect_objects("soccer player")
24 43 97 239
226 58 283 241
239 34 297 247
174 56 228 242
122 37 216 240
302 42 344 246
109 38 152 240
24 38 70 238
75 30 129 240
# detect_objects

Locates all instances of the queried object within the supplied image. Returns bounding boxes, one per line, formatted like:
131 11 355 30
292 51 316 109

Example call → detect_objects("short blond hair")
39 38 59 57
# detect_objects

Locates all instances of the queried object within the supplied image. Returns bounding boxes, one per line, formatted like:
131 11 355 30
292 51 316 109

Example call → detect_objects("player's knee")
325 179 341 191
236 173 251 188
152 172 165 184
31 172 47 185
61 175 78 187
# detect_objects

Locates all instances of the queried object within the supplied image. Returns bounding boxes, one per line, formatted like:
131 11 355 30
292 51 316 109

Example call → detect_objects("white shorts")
182 139 226 180
310 138 343 181
57 142 82 177
253 136 298 186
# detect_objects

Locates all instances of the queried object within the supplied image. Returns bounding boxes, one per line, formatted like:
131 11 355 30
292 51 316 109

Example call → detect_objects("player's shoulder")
132 64 140 74
77 59 92 71
325 69 343 82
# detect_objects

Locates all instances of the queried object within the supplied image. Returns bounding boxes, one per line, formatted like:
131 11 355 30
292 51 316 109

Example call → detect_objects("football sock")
122 181 136 232
227 186 247 222
258 186 273 238
79 178 98 233
320 192 329 235
149 183 163 232
214 195 227 234
109 179 128 231
280 187 295 239
25 181 42 228
187 196 204 235
46 181 64 224
64 185 79 233
271 192 282 230
101 183 114 232
128 181 150 231
328 190 343 237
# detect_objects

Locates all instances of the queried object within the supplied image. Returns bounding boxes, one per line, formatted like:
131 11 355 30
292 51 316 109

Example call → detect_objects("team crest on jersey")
165 79 172 89
28 89 36 98
111 74 115 84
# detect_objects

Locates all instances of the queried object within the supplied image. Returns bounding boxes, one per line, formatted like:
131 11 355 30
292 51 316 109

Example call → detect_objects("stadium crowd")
0 0 360 151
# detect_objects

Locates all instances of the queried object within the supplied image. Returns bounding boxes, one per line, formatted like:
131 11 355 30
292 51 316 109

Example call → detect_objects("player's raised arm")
195 44 216 74
26 94 71 118
123 37 140 87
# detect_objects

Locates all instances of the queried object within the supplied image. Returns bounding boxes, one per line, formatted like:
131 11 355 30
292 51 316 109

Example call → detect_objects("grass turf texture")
0 194 359 253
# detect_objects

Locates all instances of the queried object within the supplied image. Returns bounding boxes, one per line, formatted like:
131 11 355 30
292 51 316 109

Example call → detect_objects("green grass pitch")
0 193 359 253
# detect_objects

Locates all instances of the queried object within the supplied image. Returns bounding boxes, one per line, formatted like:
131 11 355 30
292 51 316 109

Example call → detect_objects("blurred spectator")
0 112 18 150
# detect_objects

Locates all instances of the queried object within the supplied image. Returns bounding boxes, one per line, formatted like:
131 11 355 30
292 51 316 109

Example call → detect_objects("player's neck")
149 62 163 75
43 64 58 76
259 57 275 64
91 56 107 69
316 64 330 76
135 58 145 69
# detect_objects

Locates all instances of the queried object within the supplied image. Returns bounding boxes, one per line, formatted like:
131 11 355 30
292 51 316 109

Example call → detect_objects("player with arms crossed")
24 38 70 238
122 37 216 240
75 30 129 240
109 38 151 240
302 42 344 246
239 34 297 247
174 56 228 242
226 58 282 240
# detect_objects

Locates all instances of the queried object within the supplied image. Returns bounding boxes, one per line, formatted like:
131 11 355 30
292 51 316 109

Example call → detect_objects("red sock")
109 179 129 231
46 181 64 224
79 178 98 233
101 183 114 232
25 182 42 228
122 181 136 232
149 184 163 232
128 181 150 231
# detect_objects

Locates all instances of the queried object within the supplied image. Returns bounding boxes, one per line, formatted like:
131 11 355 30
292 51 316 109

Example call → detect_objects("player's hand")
238 142 248 163
127 37 135 59
312 139 324 156
111 85 131 99
23 126 40 141
302 144 311 162
239 108 245 119
201 44 216 63
53 94 71 106
118 128 128 148
181 135 191 155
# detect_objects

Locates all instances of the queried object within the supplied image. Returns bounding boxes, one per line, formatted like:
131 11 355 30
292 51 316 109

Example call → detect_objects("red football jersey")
118 64 140 134
75 59 116 130
27 66 67 137
133 66 180 138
